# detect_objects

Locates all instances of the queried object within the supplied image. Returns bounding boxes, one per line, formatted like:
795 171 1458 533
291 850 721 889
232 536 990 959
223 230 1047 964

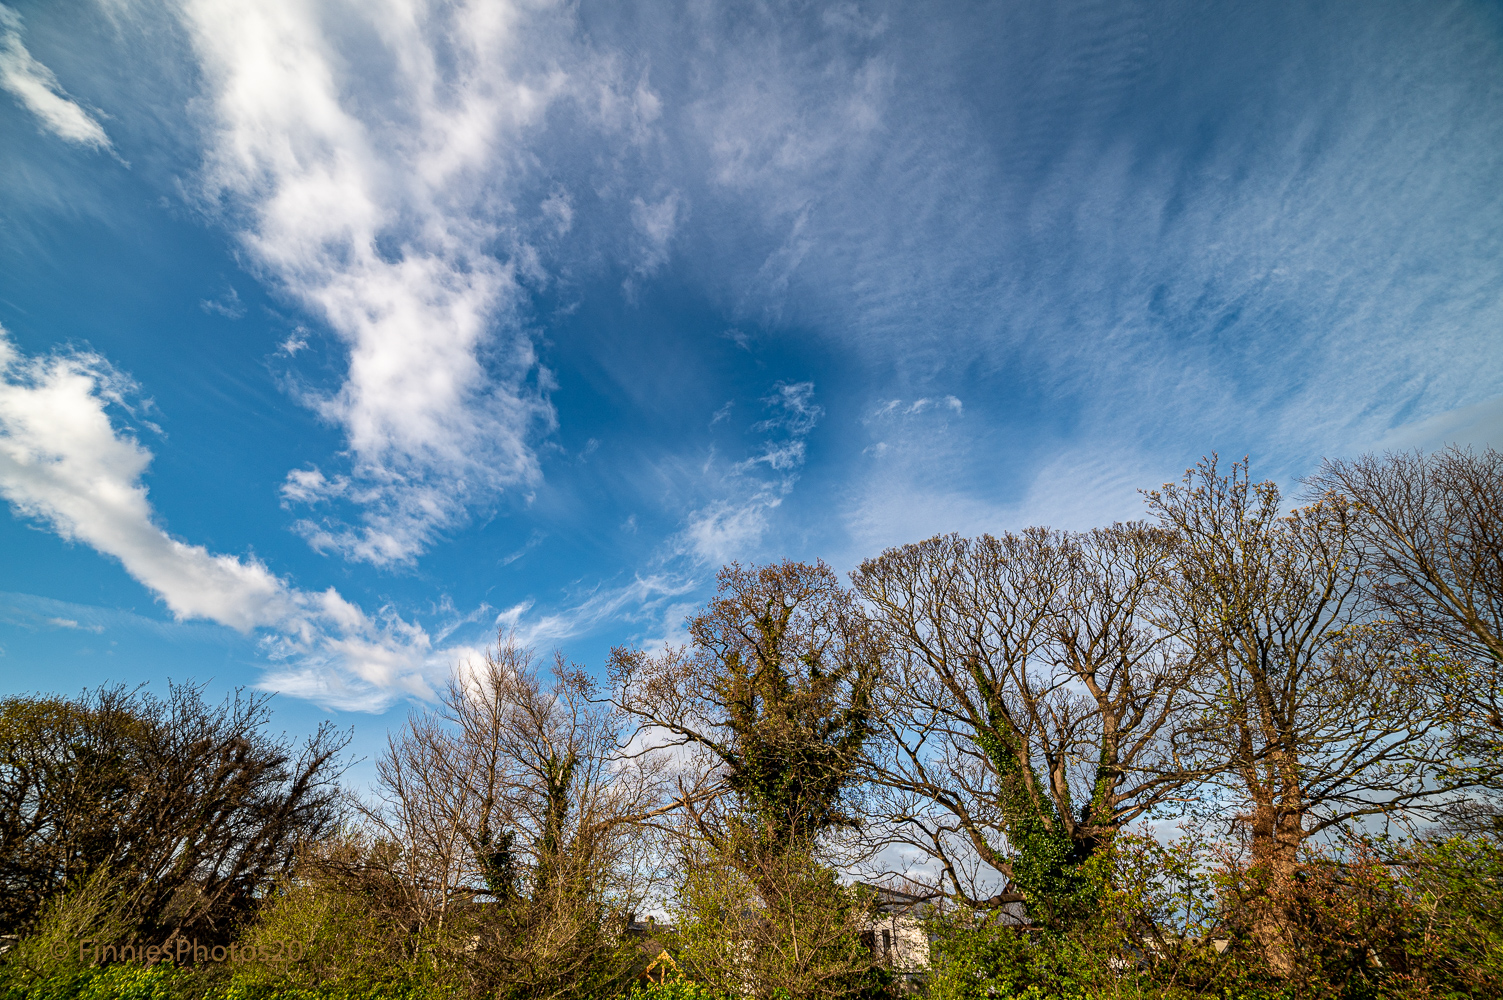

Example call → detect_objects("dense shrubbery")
3 448 1502 1000
920 832 1503 1000
7 832 1501 1000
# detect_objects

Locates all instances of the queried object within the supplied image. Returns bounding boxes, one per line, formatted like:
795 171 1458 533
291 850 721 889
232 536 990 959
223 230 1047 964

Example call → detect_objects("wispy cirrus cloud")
839 393 1173 560
0 328 462 711
617 1 1503 514
1371 395 1503 456
628 190 682 283
681 381 824 565
0 4 113 150
494 572 698 651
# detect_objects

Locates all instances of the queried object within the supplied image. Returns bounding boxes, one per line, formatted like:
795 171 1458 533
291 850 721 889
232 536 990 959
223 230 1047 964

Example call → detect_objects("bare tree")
370 634 671 998
852 524 1201 925
1310 447 1503 755
372 711 472 926
1145 457 1486 976
0 683 347 942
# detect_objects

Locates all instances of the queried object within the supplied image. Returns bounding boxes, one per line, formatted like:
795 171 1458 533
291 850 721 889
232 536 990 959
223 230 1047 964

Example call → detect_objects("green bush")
669 843 888 1000
1391 834 1503 996
225 882 421 993
2 963 206 1000
924 829 1503 1000
6 831 1501 1000
628 980 732 1000
0 869 155 1000
217 977 453 1000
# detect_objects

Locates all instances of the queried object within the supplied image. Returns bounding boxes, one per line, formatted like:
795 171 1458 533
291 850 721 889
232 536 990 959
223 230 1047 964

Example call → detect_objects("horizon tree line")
2 445 1501 999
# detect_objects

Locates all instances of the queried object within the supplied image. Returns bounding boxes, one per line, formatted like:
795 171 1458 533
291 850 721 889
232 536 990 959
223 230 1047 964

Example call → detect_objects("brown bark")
1242 767 1304 977
1148 457 1470 977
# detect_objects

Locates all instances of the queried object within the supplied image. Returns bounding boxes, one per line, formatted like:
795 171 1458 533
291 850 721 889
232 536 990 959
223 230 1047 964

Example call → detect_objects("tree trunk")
1245 782 1303 977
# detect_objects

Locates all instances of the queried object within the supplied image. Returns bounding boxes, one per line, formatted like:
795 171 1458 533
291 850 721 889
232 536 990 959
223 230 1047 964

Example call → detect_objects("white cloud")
665 3 1503 498
0 329 461 712
499 529 544 566
753 380 824 435
280 466 348 504
493 573 697 649
841 396 1159 560
0 5 113 150
179 0 580 565
678 380 824 564
199 286 244 319
684 496 780 566
690 17 890 198
540 185 574 236
45 616 103 633
743 439 805 473
629 190 681 275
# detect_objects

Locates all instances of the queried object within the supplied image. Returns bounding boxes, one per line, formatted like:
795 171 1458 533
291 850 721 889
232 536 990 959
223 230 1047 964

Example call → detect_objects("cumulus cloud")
0 4 113 150
0 329 455 711
179 0 579 566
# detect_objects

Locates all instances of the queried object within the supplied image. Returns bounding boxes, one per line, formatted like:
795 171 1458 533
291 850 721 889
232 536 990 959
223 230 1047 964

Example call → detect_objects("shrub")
628 979 732 1000
669 841 888 1000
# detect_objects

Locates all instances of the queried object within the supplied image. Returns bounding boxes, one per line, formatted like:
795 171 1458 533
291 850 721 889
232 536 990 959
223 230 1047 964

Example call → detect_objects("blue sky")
3 0 1502 772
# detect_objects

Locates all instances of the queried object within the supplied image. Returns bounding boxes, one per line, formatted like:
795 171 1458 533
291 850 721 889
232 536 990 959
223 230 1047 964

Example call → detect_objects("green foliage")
0 684 346 942
612 560 880 863
1396 834 1503 993
1 960 455 1000
0 884 217 1000
1256 834 1503 999
1 963 208 1000
706 590 875 854
923 828 1503 1000
970 719 1093 928
628 979 732 1000
0 869 138 998
223 856 641 1000
222 879 427 997
925 909 1288 1000
669 840 886 1000
216 975 455 1000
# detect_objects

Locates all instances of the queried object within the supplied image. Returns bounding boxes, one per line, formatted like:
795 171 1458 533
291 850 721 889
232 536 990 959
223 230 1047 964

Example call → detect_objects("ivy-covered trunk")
972 703 1100 928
